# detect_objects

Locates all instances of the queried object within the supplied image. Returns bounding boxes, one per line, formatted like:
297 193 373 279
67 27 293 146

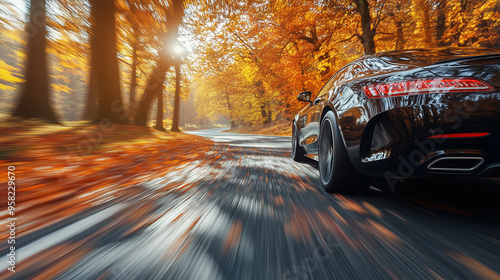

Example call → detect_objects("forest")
0 0 499 131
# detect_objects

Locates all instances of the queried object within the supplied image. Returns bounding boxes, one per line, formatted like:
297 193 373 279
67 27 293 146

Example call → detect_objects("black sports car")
292 47 500 193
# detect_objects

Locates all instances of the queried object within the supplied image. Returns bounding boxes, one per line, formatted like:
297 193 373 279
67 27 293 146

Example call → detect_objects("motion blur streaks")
1 127 499 279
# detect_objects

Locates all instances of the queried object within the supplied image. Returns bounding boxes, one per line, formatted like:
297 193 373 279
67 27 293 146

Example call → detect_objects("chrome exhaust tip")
427 157 484 172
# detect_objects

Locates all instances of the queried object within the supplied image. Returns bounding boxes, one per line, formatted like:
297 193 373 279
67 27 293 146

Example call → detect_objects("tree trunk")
392 2 405 50
84 65 98 120
155 91 165 131
355 0 376 55
255 81 271 124
171 60 181 132
13 0 59 123
223 88 236 129
135 59 169 125
84 22 98 120
134 0 185 126
395 20 404 50
90 0 128 123
416 0 433 47
436 0 447 47
265 100 272 124
129 23 139 118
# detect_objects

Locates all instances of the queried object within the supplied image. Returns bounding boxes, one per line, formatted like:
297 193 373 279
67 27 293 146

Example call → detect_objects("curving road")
3 128 500 279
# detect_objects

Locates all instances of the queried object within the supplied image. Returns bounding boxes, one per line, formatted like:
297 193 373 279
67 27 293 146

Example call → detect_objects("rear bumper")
356 92 500 179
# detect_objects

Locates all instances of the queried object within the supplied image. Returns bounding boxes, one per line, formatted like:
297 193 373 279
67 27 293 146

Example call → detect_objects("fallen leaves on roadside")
0 121 214 242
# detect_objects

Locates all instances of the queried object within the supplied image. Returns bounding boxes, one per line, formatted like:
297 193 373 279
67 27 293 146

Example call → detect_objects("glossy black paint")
294 47 500 179
297 91 312 103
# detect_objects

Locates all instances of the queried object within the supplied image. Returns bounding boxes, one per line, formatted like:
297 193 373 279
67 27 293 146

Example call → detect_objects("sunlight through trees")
0 0 498 130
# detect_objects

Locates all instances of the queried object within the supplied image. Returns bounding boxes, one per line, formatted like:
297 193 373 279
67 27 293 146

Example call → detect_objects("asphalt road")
3 128 500 279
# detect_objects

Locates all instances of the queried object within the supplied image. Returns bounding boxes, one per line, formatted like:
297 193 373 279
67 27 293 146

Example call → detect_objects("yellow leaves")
0 59 24 89
0 60 18 76
0 83 17 91
4 29 24 44
239 62 258 83
51 83 72 94
14 50 26 61
304 10 317 23
441 0 499 47
0 83 15 91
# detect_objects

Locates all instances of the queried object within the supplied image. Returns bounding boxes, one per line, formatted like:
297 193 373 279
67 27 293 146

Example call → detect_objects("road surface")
2 128 500 279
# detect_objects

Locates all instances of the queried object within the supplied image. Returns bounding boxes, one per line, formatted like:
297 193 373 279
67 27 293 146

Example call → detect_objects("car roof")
367 47 500 67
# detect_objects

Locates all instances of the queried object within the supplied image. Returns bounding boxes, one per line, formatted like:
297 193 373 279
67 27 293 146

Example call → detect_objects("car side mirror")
297 91 312 104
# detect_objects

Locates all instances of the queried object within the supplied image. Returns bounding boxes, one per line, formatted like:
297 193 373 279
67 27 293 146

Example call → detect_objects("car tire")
319 111 370 194
292 122 307 162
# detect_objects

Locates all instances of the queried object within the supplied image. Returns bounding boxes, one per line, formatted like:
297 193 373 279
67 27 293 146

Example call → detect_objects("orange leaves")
190 0 352 126
189 0 500 131
284 205 313 242
273 195 284 206
448 251 500 279
0 121 213 242
223 220 243 253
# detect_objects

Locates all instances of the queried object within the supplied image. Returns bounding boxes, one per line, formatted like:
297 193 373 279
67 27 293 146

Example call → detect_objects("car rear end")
356 51 500 181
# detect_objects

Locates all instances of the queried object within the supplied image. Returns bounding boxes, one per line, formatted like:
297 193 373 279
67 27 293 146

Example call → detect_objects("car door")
297 94 322 153
298 65 355 154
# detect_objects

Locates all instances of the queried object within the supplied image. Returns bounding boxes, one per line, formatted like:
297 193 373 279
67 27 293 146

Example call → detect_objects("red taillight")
427 132 490 139
363 78 493 98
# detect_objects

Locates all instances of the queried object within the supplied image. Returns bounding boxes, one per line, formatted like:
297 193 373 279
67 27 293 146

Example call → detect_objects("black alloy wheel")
319 111 370 193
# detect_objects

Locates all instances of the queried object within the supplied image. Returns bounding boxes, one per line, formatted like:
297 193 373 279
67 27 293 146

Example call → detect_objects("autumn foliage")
0 0 499 132
187 0 500 129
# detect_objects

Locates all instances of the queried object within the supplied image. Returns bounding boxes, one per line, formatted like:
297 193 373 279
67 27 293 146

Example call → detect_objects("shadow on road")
3 128 499 279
